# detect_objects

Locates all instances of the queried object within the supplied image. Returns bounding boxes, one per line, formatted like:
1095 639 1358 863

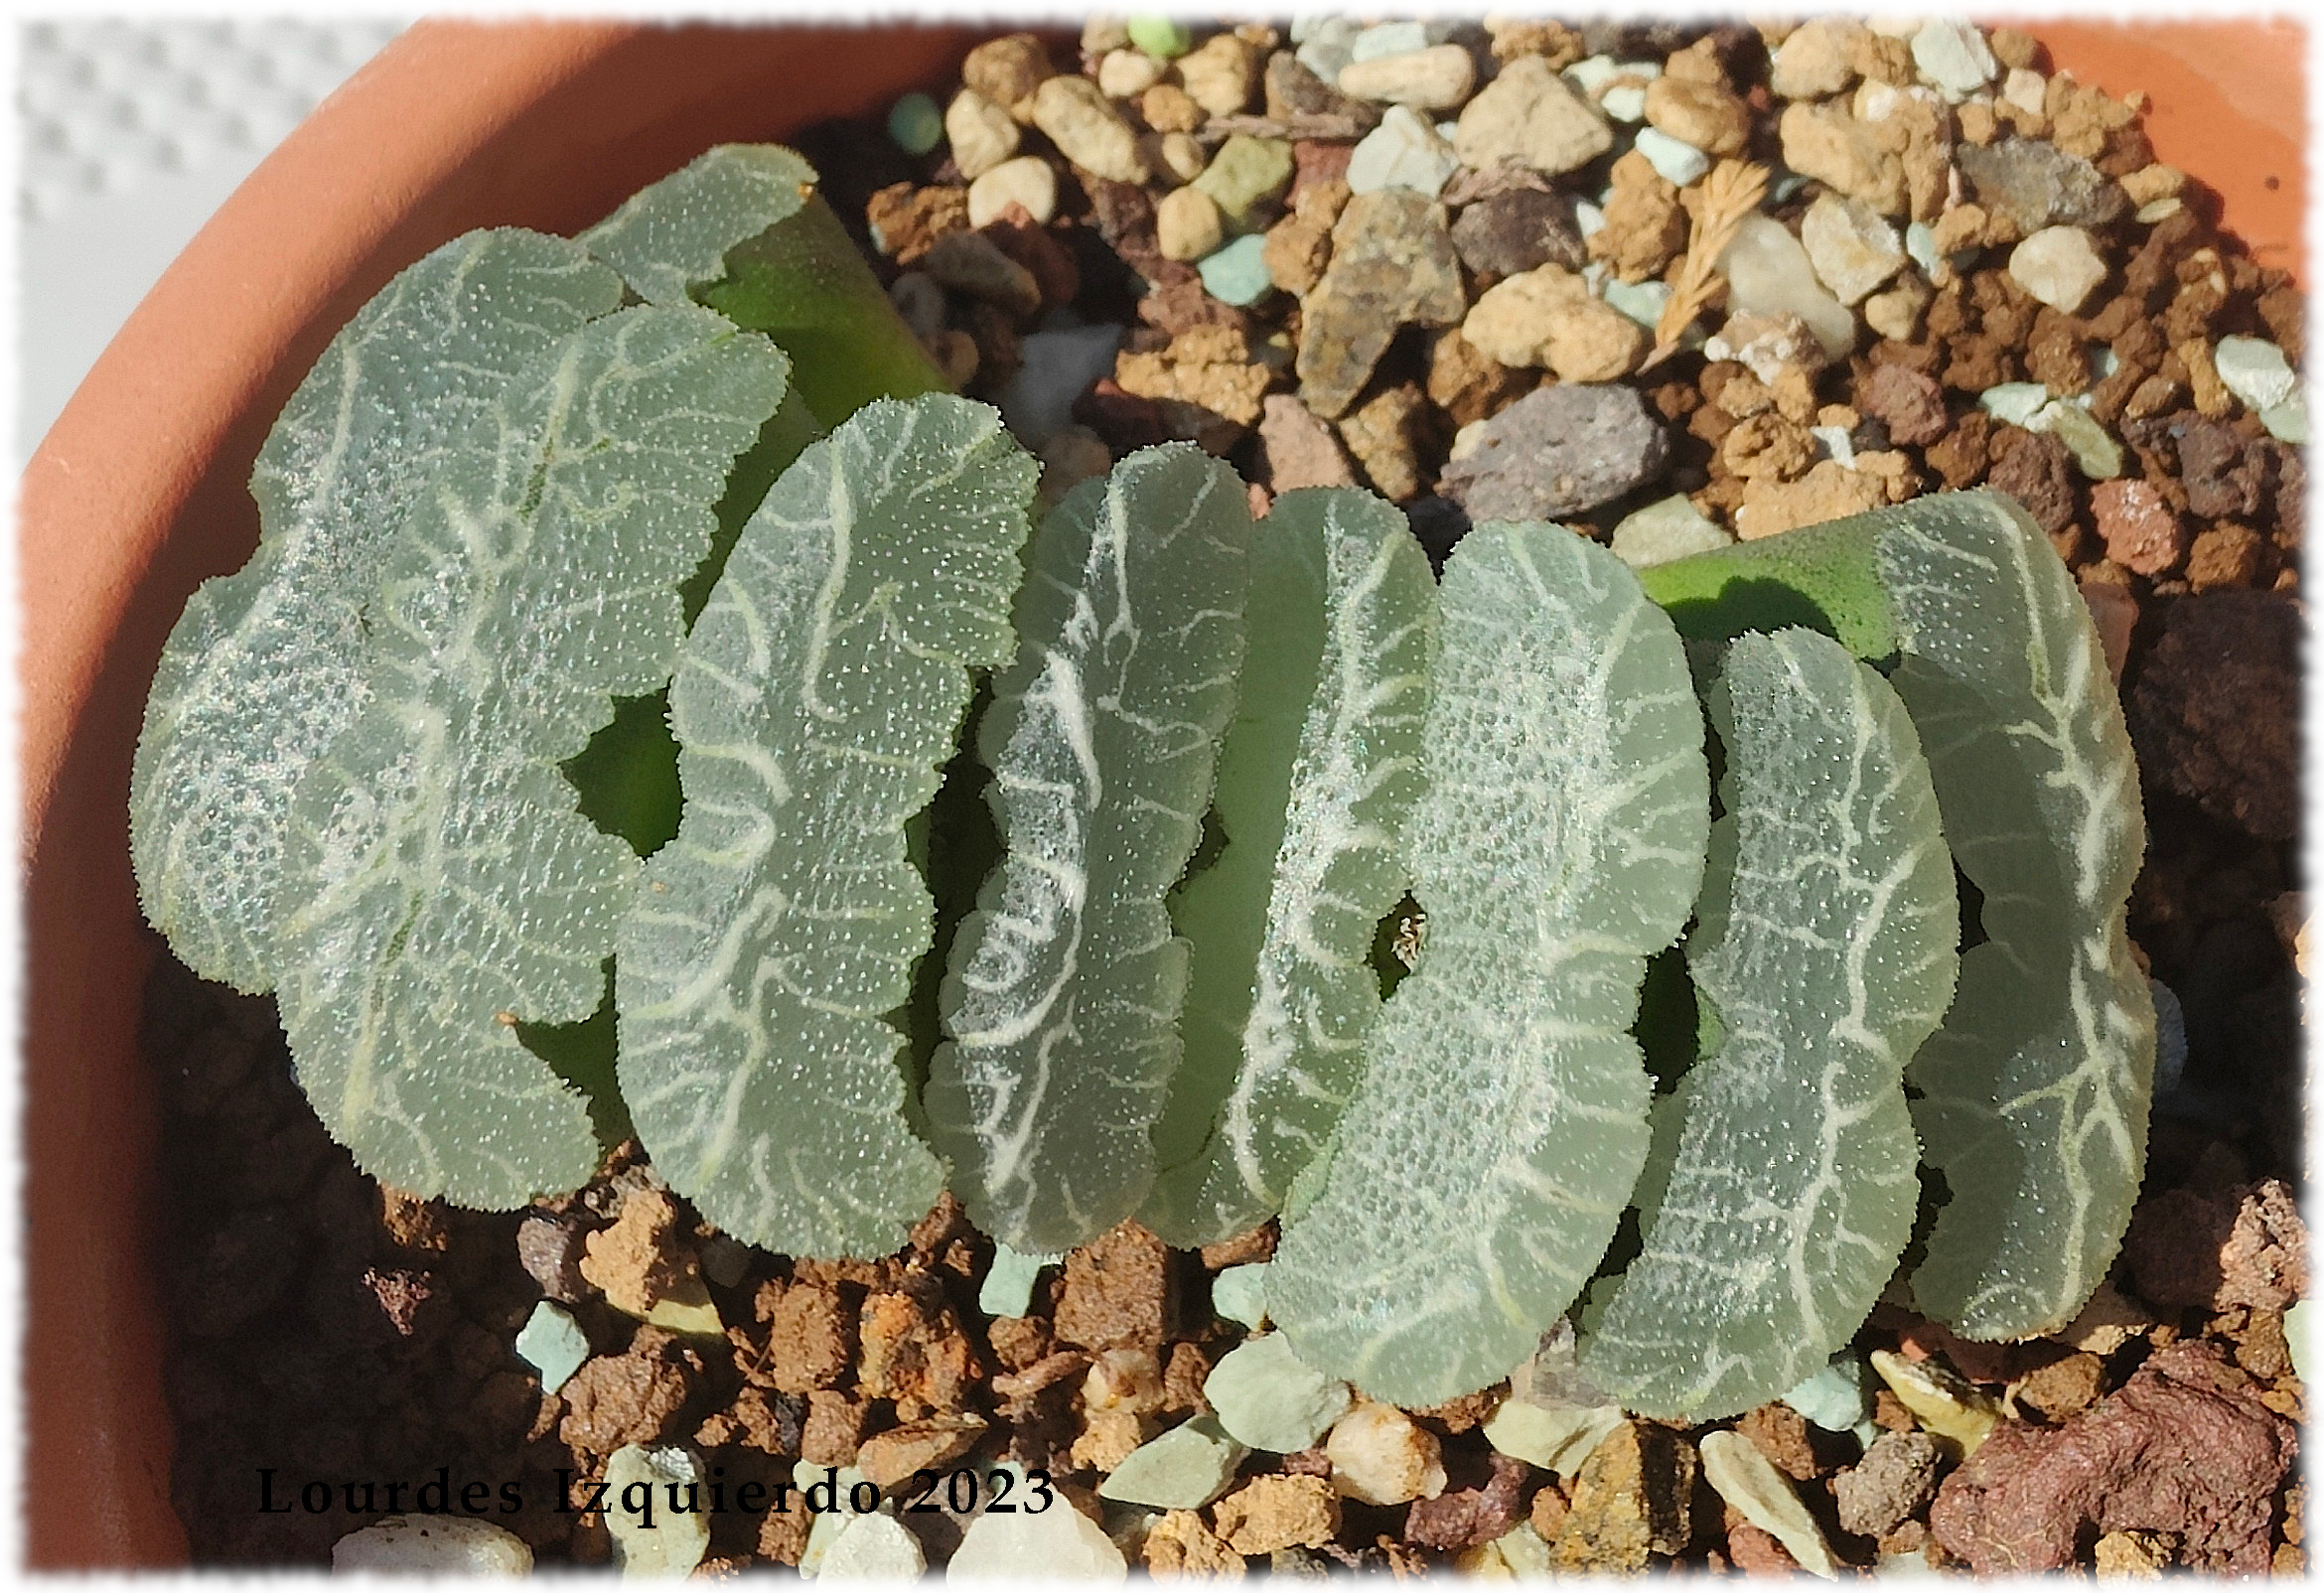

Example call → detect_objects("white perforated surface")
17 19 407 460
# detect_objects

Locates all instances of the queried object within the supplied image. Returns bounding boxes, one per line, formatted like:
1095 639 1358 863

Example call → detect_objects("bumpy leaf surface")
272 306 790 1208
926 444 1253 1252
1142 489 1436 1247
580 144 815 308
1579 628 1957 1418
1876 491 2155 1338
616 396 1038 1256
1267 523 1708 1407
130 230 623 989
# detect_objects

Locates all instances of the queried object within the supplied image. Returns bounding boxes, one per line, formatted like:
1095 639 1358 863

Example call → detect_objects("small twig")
1640 159 1769 373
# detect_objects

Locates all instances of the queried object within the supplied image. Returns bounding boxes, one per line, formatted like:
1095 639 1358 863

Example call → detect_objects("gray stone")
332 1516 533 1574
1958 137 2127 234
1295 188 1467 418
1455 56 1614 178
1098 1415 1250 1509
1346 105 1461 199
1203 1333 1352 1453
1257 394 1359 491
1450 187 1584 277
1835 1431 1944 1539
1437 383 1670 520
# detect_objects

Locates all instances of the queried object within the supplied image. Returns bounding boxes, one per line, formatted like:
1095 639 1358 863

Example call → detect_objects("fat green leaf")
272 306 791 1208
130 230 623 989
1579 628 1957 1419
1875 490 2155 1339
580 143 816 309
615 395 1038 1257
1142 489 1437 1248
1267 523 1708 1406
926 444 1253 1253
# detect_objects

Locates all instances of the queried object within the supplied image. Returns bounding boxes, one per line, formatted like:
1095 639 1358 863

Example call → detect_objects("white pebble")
1612 494 1734 569
966 156 1058 228
1910 20 1998 99
1346 104 1461 198
949 1465 1127 1580
1325 1400 1447 1506
1600 83 1649 122
1700 1430 1838 1579
332 1516 532 1575
944 88 1020 182
1096 48 1163 98
2007 225 2106 314
2001 67 2048 116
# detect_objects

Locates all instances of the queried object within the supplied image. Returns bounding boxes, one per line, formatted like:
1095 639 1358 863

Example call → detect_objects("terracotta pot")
15 18 2302 1567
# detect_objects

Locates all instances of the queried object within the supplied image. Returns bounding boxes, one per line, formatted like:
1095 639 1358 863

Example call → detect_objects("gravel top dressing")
146 15 2301 1577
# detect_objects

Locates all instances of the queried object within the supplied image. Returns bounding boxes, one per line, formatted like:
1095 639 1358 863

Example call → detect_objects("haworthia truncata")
272 306 791 1208
1267 522 1709 1407
926 444 1253 1253
130 230 624 991
1579 627 1958 1419
616 395 1039 1257
1142 489 1437 1248
1877 491 2156 1339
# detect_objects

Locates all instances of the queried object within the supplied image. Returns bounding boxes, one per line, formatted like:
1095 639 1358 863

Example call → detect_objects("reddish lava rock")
1054 1221 1176 1351
2123 1178 2309 1312
2092 477 2187 575
1929 1340 2297 1573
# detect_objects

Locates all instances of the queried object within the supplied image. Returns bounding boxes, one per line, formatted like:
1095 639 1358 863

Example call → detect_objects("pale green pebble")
1977 381 2049 427
1904 220 1941 277
1127 17 1193 59
2037 398 2123 479
979 1241 1063 1318
1193 135 1295 230
1481 1397 1624 1479
888 92 944 156
607 1446 711 1577
1351 22 1431 62
1611 493 1731 569
1634 126 1707 184
1601 276 1670 331
1096 1415 1248 1508
1212 1262 1271 1329
514 1300 589 1396
819 1512 926 1580
1601 83 1648 122
1490 1522 1555 1578
2287 1299 2313 1382
1563 56 1622 93
1780 1353 1872 1433
1204 1333 1351 1452
1574 200 1606 238
1199 234 1274 307
2215 335 2299 411
2261 395 2308 443
795 1462 872 1577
